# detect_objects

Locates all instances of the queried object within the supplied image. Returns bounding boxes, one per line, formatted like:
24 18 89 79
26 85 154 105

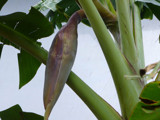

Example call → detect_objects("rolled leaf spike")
43 10 85 120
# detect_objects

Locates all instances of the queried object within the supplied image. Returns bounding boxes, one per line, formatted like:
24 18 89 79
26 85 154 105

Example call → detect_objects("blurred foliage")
130 82 160 120
139 3 153 19
18 50 41 89
0 8 53 40
0 105 44 120
46 0 80 30
0 0 7 11
0 7 53 88
35 0 91 31
34 0 61 11
136 0 160 20
0 43 3 59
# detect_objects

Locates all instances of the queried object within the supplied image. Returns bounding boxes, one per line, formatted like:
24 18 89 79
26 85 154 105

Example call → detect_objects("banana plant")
0 0 160 120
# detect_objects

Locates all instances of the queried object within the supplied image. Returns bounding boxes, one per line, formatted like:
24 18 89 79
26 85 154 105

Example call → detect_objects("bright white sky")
0 1 160 120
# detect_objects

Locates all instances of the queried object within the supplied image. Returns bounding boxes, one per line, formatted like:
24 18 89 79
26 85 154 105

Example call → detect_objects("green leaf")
136 0 160 5
0 0 7 11
140 81 160 105
34 0 61 11
147 3 160 21
47 9 90 31
0 7 54 41
0 44 3 59
36 0 77 31
46 0 80 30
130 82 160 120
22 112 44 120
0 7 53 88
140 4 153 19
135 0 160 20
18 50 41 88
129 102 160 120
56 0 79 16
46 10 67 30
0 7 53 55
110 0 116 10
0 105 23 120
36 0 88 31
0 36 19 49
0 105 43 120
22 7 53 40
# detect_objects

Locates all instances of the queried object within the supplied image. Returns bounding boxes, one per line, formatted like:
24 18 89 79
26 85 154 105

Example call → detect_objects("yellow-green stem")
78 0 143 119
130 0 145 69
106 0 116 15
115 0 139 73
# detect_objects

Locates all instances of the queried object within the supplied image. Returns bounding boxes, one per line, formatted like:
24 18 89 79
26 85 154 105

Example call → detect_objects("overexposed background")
0 1 160 120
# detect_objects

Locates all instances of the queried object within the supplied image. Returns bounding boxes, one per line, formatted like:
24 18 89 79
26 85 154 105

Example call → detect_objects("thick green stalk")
93 0 117 25
99 0 116 15
115 0 139 72
130 0 145 69
92 0 121 48
99 0 109 9
78 0 142 119
106 0 116 15
0 26 48 64
68 72 122 120
0 23 122 120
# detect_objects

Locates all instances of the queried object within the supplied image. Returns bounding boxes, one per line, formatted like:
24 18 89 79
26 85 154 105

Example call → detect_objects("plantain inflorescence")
43 10 85 120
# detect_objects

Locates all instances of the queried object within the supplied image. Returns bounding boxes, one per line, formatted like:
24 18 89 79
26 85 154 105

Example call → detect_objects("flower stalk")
78 0 143 119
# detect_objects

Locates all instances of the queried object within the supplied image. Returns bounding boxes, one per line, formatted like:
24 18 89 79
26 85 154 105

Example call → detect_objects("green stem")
0 26 48 64
92 0 121 48
78 0 143 119
0 23 122 120
99 0 116 15
115 0 139 72
93 0 117 25
99 0 109 9
130 0 145 69
68 72 122 120
106 0 116 15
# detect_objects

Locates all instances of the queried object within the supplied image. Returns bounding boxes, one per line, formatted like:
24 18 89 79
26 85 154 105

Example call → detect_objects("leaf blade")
0 44 3 59
0 105 44 120
0 7 54 41
129 102 160 120
130 82 160 120
135 0 160 20
18 50 41 88
0 0 7 11
0 7 53 88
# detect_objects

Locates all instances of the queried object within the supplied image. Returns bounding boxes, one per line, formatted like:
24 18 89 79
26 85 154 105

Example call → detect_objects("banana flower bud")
43 10 85 120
